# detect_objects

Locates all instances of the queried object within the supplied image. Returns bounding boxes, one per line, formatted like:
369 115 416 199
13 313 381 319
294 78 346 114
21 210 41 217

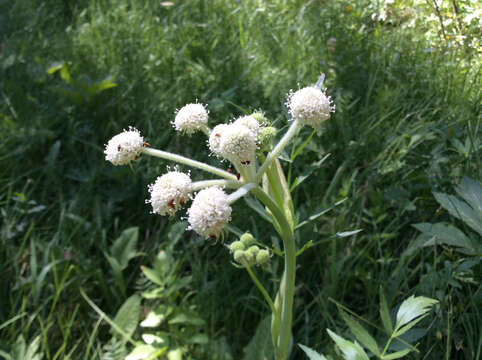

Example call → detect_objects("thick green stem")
252 188 296 360
142 147 237 181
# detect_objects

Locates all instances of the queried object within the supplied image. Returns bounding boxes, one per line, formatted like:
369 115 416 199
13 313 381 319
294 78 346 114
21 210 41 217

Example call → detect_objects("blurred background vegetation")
0 0 480 358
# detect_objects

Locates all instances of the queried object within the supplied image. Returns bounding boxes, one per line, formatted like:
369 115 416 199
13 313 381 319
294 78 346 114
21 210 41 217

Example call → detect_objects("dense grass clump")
0 0 480 359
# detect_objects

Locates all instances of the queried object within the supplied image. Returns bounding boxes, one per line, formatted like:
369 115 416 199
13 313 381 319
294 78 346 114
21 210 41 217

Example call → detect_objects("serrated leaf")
382 348 411 359
298 343 328 360
327 329 370 360
295 198 347 230
112 295 141 340
379 290 393 335
242 316 274 360
394 296 438 337
338 308 380 356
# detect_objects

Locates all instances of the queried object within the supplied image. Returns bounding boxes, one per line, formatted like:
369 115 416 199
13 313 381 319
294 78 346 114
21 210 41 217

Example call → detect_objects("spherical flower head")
250 111 268 125
104 127 144 166
233 115 260 137
187 187 232 239
173 103 208 134
219 124 257 163
286 87 335 128
208 124 228 156
147 171 192 216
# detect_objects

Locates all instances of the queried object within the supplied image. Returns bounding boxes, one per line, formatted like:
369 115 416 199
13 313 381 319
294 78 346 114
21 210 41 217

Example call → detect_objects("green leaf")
46 62 64 75
382 348 411 359
290 155 330 191
456 177 482 216
168 313 205 326
393 296 438 337
141 265 164 286
336 229 363 238
338 308 380 356
243 196 274 224
125 345 166 360
433 190 482 236
112 295 141 340
187 333 209 344
110 227 140 269
295 198 347 230
140 309 166 328
412 223 476 255
379 290 393 335
25 336 41 360
242 316 274 360
327 329 370 360
298 344 328 360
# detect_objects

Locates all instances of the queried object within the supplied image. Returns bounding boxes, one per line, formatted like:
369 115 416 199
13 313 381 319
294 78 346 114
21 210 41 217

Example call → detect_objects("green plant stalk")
142 147 237 181
244 265 277 315
252 187 295 360
257 120 300 182
191 179 243 191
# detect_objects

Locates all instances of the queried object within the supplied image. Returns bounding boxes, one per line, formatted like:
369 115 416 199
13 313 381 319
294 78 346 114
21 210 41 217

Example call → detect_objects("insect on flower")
179 196 185 206
240 160 251 165
167 198 176 209
143 142 151 147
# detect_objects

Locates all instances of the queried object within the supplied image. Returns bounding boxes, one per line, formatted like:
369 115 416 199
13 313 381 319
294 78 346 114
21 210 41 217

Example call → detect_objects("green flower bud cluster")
229 233 270 267
257 126 277 152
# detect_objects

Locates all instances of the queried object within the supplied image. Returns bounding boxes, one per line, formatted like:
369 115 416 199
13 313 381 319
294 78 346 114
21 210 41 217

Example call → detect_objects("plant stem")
252 187 295 360
191 179 243 191
245 265 277 315
142 147 237 181
256 120 300 182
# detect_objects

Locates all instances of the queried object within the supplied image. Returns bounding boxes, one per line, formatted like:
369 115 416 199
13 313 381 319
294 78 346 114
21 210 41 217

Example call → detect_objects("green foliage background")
0 0 480 358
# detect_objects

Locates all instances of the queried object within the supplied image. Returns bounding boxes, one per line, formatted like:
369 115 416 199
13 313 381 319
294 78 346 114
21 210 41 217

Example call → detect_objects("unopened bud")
233 250 245 263
240 233 255 247
229 241 245 253
256 249 270 265
257 126 277 151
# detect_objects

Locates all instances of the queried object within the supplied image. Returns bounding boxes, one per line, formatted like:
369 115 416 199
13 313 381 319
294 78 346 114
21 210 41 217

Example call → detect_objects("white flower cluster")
104 127 144 166
173 103 209 134
187 187 232 239
208 115 259 163
147 171 192 216
286 87 335 128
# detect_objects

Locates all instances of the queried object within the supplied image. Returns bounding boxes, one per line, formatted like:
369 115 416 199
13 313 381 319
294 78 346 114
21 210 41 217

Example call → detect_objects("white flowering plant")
104 75 436 359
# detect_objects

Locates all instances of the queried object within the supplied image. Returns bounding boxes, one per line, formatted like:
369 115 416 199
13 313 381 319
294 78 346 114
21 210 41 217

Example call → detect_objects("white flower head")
208 124 229 156
286 87 335 128
104 127 144 166
147 171 192 216
219 123 257 163
188 187 232 239
173 103 209 134
233 115 261 137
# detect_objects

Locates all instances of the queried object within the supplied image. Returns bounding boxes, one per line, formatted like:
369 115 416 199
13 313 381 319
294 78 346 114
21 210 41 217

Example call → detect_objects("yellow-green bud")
246 245 260 257
257 126 277 151
240 233 255 247
256 249 270 265
229 241 245 253
251 112 268 125
233 250 245 263
243 250 256 266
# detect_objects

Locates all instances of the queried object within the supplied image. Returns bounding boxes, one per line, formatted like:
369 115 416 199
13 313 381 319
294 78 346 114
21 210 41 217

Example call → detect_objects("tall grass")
1 0 480 358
